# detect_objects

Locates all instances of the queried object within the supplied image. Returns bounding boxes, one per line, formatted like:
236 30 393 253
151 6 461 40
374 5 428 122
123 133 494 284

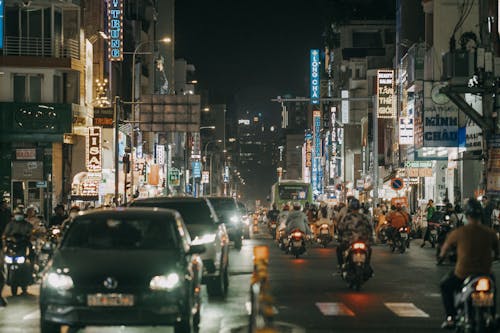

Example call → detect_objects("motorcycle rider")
385 203 410 243
285 202 312 237
267 204 280 224
315 202 334 237
276 204 290 241
336 198 374 271
49 204 67 227
439 198 499 329
3 207 33 240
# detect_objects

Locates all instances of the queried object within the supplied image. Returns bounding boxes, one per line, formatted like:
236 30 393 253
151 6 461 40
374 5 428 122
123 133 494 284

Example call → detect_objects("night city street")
3 231 500 333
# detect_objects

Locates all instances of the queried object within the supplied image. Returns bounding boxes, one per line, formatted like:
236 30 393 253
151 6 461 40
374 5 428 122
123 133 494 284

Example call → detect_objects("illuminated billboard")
310 49 320 105
377 70 395 118
108 0 123 61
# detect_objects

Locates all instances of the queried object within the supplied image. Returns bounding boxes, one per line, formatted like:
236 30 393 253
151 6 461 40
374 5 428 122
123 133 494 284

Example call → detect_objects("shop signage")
305 133 313 168
201 171 209 184
377 70 395 118
405 161 433 168
407 168 433 177
192 161 201 178
15 148 36 160
191 132 201 159
36 181 47 188
399 101 414 145
93 107 114 128
487 135 500 193
0 0 4 49
223 166 230 183
168 168 181 187
156 144 165 165
341 90 349 124
423 105 459 147
107 0 123 61
312 111 322 193
310 49 320 105
86 127 102 172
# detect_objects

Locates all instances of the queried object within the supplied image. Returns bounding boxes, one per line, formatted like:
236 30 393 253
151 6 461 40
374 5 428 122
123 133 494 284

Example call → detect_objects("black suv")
207 197 244 250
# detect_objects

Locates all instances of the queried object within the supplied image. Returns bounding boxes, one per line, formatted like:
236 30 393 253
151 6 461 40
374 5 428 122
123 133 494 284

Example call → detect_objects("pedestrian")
481 196 495 227
0 200 11 236
491 201 500 227
49 204 67 227
421 199 436 247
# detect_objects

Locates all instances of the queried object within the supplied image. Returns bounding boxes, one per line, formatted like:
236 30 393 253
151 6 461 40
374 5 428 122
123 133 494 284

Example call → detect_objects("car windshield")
132 201 214 225
62 216 178 250
210 199 238 220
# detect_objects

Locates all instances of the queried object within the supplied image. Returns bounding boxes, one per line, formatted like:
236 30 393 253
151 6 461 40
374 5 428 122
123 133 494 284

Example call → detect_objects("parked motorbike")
454 275 497 333
288 229 306 258
341 241 372 291
317 223 332 248
3 234 34 296
390 226 409 253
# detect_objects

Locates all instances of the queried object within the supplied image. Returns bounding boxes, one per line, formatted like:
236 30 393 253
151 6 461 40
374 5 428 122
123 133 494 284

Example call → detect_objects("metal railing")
3 36 80 59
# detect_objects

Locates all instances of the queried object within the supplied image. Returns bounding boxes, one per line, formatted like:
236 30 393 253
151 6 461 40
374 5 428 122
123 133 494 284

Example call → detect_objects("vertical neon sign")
0 0 4 49
108 0 123 61
310 49 320 105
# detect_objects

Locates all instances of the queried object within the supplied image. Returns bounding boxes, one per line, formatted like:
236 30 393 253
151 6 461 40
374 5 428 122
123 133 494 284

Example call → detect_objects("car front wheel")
40 318 61 333
174 313 194 333
206 265 228 297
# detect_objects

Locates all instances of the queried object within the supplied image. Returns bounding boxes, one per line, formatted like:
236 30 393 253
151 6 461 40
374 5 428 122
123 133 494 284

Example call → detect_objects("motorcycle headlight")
191 233 216 245
45 272 74 291
15 256 25 264
4 256 13 264
52 228 61 235
149 273 180 291
230 215 239 224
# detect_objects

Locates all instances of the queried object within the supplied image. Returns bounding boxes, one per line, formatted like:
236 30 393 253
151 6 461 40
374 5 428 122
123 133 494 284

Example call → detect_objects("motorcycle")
428 223 438 248
317 223 332 248
341 241 371 291
377 222 390 244
3 234 34 296
288 229 306 258
390 226 409 253
278 227 287 251
269 220 278 239
454 275 497 333
436 217 456 264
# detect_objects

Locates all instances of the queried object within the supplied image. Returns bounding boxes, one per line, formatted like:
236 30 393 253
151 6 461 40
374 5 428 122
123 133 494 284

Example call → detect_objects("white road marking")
316 302 355 316
384 302 430 318
22 310 40 320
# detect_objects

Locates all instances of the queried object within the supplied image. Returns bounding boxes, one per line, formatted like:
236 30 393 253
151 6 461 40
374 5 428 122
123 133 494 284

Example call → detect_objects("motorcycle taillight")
476 278 490 292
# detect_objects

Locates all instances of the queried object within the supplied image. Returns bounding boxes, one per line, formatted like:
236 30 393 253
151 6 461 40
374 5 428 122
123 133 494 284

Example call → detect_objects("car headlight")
150 273 180 291
4 256 13 264
46 272 74 291
242 216 250 225
191 233 216 245
230 215 239 223
15 256 25 264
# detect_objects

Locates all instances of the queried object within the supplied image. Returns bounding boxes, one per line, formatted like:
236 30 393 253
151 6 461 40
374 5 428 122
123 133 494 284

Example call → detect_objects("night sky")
175 0 396 202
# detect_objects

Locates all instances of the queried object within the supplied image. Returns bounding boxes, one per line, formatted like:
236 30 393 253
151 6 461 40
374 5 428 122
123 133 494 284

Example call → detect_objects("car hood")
51 248 182 288
185 224 217 238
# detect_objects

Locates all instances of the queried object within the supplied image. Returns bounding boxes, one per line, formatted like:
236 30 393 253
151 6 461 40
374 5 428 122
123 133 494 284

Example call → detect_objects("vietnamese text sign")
108 0 123 61
423 105 459 147
310 49 320 105
156 145 165 165
399 117 414 145
192 161 201 178
86 127 102 172
0 0 4 49
93 107 114 128
377 70 395 118
312 111 322 193
15 148 36 160
202 171 209 184
305 134 313 167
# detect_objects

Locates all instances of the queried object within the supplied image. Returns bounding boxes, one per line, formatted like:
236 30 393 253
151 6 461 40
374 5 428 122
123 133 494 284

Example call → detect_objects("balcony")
2 36 79 59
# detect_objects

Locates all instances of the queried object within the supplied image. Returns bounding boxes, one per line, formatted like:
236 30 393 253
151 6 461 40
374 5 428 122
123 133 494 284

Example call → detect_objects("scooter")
454 275 497 333
377 222 390 244
288 229 306 258
390 226 409 253
317 223 332 248
341 241 372 291
268 219 278 239
436 216 456 264
3 234 34 296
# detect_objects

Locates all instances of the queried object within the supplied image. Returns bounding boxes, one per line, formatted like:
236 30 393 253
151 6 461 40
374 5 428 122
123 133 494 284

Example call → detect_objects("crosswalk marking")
384 302 430 318
22 310 40 320
316 302 355 316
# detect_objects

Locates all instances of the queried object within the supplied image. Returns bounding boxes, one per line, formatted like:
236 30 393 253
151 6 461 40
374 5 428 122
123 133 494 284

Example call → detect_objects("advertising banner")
156 145 165 165
341 90 349 124
488 135 500 193
377 70 395 118
310 49 320 105
192 161 202 178
86 127 102 172
312 111 322 194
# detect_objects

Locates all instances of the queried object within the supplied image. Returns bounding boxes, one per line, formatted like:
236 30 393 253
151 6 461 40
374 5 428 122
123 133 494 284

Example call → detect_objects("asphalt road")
2 230 499 333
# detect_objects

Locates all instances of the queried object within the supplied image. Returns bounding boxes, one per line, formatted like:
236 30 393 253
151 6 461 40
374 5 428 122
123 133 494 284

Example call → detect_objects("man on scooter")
439 198 499 329
285 202 312 237
336 199 374 270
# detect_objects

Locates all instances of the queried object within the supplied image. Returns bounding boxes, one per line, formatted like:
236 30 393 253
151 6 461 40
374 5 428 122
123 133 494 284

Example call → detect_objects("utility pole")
113 96 120 206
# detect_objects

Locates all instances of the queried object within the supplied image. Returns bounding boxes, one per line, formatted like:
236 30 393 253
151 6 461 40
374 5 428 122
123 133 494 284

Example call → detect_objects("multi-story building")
0 0 88 216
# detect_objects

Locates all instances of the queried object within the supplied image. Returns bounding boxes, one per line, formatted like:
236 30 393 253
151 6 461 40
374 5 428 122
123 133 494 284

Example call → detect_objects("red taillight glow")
293 232 302 238
352 242 366 250
476 278 490 292
321 224 329 228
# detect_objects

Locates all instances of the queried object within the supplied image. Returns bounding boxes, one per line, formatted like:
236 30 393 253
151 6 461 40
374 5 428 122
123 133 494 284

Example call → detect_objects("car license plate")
293 241 302 247
320 229 329 235
472 292 494 307
352 253 366 263
87 293 134 307
400 233 408 239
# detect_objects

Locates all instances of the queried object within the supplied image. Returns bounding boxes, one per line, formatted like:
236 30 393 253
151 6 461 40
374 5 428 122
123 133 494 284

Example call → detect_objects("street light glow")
161 37 172 43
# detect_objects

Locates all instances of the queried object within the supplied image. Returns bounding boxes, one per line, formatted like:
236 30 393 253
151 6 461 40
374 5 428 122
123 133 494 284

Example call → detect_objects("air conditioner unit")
442 51 475 84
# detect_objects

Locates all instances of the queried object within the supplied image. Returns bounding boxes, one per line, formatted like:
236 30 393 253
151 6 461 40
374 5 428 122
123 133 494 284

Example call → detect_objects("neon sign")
310 49 320 105
108 0 123 61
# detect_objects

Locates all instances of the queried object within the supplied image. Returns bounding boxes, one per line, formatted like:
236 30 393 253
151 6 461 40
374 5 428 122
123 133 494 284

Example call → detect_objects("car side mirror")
187 244 206 255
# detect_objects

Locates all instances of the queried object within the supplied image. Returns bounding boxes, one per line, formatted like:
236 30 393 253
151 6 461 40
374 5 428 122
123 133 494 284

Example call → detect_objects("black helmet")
464 198 483 219
349 198 361 211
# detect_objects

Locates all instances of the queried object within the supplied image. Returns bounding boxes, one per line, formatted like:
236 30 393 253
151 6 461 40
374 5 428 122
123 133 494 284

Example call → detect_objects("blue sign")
390 178 405 191
107 0 123 61
312 111 322 194
423 105 458 147
192 161 201 178
310 49 320 105
0 0 4 49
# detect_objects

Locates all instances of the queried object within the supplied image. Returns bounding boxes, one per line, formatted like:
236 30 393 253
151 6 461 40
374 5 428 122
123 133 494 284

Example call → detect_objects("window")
352 31 382 48
13 74 42 102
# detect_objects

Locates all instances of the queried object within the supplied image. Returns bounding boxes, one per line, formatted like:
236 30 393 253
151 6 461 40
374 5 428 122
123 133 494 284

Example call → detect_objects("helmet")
293 202 302 210
464 198 483 219
283 204 290 211
349 198 361 211
320 201 327 208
